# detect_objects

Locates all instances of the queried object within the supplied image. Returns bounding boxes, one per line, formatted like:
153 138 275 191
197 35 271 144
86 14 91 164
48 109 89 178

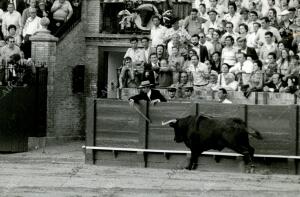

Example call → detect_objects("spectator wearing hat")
278 10 294 49
203 9 221 34
236 36 258 60
128 80 167 105
183 8 206 36
183 85 195 100
166 84 177 100
217 88 232 103
7 25 21 46
163 18 191 44
2 3 22 37
223 3 241 33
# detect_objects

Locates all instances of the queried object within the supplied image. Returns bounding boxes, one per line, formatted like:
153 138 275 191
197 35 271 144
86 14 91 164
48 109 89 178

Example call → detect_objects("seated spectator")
144 53 160 84
166 84 177 100
141 37 154 63
236 37 258 61
263 73 285 92
221 35 237 67
168 46 184 83
220 72 239 91
243 60 264 97
287 55 300 77
183 85 195 100
186 54 210 91
229 52 254 87
167 33 183 57
217 88 232 103
217 63 231 87
279 75 298 94
175 71 193 98
119 57 139 89
50 0 73 35
0 36 21 64
22 7 41 58
255 17 281 46
220 22 238 45
205 73 219 91
211 29 223 55
210 51 221 73
21 0 37 28
183 49 197 71
124 37 145 67
128 80 167 105
203 9 221 34
7 25 21 46
2 3 22 37
156 44 168 61
277 48 291 78
263 52 278 83
158 58 174 88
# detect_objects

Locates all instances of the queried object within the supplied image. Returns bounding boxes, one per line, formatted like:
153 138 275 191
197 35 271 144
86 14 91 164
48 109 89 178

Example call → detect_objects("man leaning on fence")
128 80 167 106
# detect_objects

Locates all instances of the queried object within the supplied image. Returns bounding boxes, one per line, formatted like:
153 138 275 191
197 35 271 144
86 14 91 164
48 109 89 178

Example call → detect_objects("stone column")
30 17 58 137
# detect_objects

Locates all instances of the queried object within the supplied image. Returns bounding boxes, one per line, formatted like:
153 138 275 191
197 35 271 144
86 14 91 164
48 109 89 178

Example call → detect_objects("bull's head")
162 119 184 143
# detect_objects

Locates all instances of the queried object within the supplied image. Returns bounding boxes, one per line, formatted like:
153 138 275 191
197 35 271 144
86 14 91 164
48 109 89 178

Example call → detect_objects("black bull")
162 115 263 170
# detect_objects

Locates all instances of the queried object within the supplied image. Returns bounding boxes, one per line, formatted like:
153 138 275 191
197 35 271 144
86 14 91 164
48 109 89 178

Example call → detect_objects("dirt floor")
0 141 300 197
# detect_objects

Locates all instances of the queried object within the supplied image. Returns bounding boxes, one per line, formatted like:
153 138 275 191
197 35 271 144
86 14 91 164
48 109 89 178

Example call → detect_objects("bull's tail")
247 126 263 140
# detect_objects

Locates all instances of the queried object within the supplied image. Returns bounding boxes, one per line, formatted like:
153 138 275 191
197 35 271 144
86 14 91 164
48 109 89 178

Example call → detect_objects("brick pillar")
30 18 58 137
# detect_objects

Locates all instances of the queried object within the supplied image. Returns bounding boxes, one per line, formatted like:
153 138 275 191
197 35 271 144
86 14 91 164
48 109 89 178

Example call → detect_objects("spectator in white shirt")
150 15 167 48
22 7 41 58
2 3 22 37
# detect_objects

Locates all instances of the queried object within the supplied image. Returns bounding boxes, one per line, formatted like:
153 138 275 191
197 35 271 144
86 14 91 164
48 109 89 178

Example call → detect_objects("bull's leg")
230 145 255 173
186 151 200 170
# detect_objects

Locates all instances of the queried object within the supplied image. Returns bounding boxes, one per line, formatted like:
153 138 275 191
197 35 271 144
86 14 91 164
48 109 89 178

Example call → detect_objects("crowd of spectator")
118 0 300 100
0 0 80 86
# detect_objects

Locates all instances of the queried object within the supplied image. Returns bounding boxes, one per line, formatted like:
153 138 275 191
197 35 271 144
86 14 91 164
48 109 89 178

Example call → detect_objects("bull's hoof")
192 163 198 170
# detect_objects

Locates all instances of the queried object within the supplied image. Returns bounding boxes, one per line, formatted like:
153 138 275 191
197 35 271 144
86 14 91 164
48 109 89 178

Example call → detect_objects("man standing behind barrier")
218 88 232 104
128 80 166 106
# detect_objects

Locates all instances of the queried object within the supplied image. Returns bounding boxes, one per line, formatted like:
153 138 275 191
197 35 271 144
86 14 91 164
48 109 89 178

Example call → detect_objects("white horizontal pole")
82 146 300 160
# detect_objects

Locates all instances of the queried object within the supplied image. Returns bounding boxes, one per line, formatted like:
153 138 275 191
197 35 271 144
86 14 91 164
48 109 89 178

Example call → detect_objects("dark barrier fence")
85 99 300 174
0 68 47 152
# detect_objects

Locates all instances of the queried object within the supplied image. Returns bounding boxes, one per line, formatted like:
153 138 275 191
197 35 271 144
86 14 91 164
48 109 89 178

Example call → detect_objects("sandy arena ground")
0 141 300 197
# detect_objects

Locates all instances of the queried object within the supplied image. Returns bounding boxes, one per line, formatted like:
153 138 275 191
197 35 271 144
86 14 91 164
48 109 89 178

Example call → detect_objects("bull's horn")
161 119 177 126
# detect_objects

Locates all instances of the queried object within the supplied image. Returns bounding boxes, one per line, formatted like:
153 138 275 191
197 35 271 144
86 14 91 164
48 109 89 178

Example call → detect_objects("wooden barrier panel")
147 102 196 150
261 92 296 105
247 105 297 156
95 99 145 148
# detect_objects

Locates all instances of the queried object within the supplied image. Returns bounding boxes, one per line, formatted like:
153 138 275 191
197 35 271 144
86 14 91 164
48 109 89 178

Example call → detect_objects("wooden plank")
248 105 293 155
85 98 96 164
147 102 196 149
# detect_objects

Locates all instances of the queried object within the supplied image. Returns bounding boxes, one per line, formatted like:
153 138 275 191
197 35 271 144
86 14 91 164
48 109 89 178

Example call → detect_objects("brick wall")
86 0 100 33
50 21 86 139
